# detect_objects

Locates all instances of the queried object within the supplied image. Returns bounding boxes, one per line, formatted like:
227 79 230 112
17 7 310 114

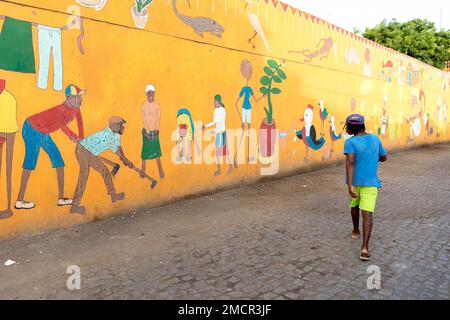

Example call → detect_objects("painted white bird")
244 0 270 52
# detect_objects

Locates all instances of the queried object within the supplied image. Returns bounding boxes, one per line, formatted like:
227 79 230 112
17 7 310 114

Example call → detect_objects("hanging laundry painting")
0 16 36 73
37 25 63 91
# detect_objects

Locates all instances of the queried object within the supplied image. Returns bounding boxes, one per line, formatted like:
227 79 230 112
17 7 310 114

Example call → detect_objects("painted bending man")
15 84 85 210
70 116 133 215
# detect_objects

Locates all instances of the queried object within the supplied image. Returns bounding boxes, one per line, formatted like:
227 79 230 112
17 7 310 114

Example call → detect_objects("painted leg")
0 133 14 219
140 160 146 178
56 167 65 200
5 133 15 211
226 153 233 175
214 155 221 176
17 169 32 202
233 125 245 169
155 158 165 179
186 141 192 162
176 141 182 162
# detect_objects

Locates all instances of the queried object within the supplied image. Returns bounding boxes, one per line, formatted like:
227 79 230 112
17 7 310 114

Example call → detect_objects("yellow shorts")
349 187 379 213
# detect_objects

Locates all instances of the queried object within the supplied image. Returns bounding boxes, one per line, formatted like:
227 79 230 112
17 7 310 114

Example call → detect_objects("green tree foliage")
363 19 450 69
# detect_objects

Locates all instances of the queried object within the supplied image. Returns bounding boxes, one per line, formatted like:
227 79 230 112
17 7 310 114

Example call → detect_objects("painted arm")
346 153 358 198
235 96 242 121
253 93 266 103
115 146 133 169
142 106 151 134
75 110 85 139
316 38 325 48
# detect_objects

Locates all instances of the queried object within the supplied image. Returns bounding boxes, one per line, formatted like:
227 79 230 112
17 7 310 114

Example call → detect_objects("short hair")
344 123 365 136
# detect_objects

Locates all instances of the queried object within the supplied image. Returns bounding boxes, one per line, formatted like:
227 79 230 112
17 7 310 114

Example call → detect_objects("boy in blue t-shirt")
344 114 387 261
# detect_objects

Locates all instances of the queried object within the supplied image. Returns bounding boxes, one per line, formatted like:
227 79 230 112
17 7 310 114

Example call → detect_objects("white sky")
280 0 450 32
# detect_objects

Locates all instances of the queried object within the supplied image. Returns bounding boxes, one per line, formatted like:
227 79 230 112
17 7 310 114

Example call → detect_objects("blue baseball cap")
346 114 365 125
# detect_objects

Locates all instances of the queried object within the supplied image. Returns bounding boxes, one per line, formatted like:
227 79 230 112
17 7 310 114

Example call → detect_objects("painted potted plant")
75 0 108 11
258 59 287 162
131 0 153 29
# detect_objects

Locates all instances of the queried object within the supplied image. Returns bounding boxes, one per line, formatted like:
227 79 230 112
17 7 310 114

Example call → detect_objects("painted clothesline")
0 15 85 54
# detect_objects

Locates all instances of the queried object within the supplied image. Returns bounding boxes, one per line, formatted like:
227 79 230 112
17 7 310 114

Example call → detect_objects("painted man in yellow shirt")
0 79 18 219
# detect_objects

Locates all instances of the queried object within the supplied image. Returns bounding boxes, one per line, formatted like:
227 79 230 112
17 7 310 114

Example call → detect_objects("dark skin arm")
115 147 133 169
379 155 387 162
346 153 358 199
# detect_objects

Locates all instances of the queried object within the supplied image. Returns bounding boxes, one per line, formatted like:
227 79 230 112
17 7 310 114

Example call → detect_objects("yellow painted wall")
1 0 449 239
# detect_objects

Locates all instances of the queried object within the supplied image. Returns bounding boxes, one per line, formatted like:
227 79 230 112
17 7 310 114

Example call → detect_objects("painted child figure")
344 114 387 262
176 108 197 162
234 59 264 164
203 95 234 176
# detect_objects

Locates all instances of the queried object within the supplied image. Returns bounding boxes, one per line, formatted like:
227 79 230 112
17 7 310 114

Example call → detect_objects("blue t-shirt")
239 86 254 110
344 134 387 188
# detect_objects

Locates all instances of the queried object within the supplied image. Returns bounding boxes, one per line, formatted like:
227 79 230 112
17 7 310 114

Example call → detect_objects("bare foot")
0 209 13 219
70 205 86 215
111 192 125 203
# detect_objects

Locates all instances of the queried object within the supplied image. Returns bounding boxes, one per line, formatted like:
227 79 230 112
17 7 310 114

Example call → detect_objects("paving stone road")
0 144 449 300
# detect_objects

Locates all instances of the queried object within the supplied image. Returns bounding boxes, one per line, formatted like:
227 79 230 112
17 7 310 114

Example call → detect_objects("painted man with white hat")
141 84 165 179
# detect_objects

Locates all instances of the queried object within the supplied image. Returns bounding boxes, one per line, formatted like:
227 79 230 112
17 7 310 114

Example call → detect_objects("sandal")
360 251 372 261
352 231 360 240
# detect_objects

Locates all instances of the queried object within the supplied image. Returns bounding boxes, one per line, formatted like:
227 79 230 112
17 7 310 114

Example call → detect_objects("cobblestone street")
0 144 449 300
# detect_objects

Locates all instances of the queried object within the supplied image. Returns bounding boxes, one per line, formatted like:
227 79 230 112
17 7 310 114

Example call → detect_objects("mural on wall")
0 15 85 89
318 99 329 136
289 37 337 63
258 59 287 165
202 95 234 176
328 115 342 157
435 96 447 138
131 0 153 29
244 0 270 51
1 0 450 237
406 89 426 144
0 79 18 219
172 0 225 38
380 60 393 82
70 116 157 215
344 47 360 65
75 0 108 11
363 47 372 77
294 105 326 162
0 16 36 73
14 84 86 211
379 96 389 137
175 108 200 163
234 59 264 165
141 84 165 180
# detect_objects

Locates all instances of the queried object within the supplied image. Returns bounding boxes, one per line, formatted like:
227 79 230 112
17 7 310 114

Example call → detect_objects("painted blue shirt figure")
344 134 387 187
80 127 121 156
239 86 254 110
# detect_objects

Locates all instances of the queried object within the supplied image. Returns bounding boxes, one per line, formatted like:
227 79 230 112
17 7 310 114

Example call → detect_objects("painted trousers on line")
72 144 115 206
37 25 63 91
